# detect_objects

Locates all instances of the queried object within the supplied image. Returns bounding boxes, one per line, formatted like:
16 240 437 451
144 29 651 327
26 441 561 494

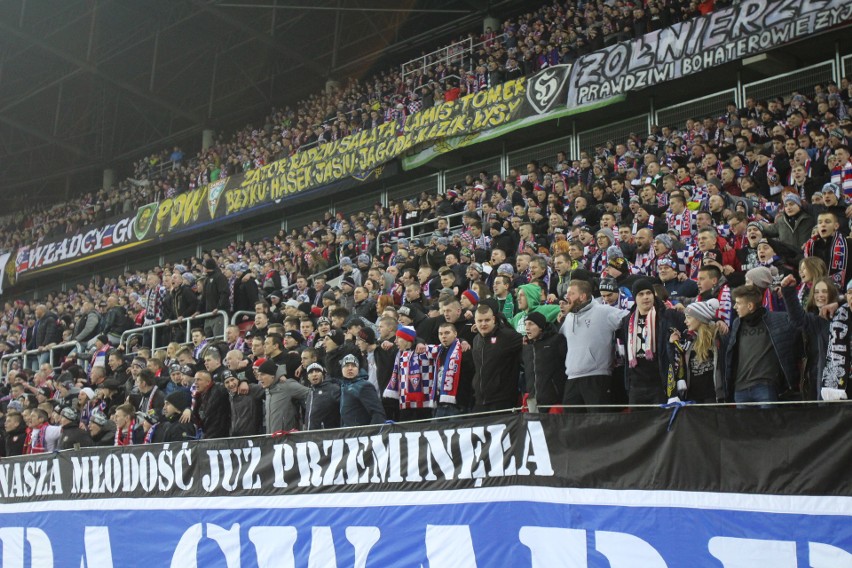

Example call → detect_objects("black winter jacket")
618 300 686 394
472 323 523 408
305 379 341 430
521 326 568 406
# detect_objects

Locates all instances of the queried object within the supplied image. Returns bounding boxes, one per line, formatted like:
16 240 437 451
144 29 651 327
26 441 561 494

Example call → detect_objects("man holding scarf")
619 279 686 405
421 321 468 418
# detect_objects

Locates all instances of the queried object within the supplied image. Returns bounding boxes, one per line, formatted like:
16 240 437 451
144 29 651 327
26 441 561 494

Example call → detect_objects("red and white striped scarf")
627 308 656 368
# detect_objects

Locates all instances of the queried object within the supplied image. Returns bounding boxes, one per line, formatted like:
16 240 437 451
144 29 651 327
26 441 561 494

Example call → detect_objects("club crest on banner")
134 203 158 240
207 178 228 219
527 65 571 115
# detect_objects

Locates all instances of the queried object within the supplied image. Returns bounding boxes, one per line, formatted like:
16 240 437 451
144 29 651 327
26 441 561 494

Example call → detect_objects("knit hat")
396 325 416 343
256 360 278 377
654 234 673 250
340 256 353 266
747 221 764 233
656 257 678 271
525 311 548 330
596 227 615 245
341 276 356 289
462 289 479 305
685 299 720 324
746 266 777 289
783 193 802 206
599 277 619 293
607 246 628 272
340 354 359 367
306 363 325 375
169 363 182 375
60 406 79 423
357 327 376 344
822 183 841 198
497 263 514 275
469 262 484 273
284 330 304 344
132 357 147 368
326 329 346 346
631 277 656 297
80 387 96 400
165 389 192 413
90 411 108 427
317 316 331 326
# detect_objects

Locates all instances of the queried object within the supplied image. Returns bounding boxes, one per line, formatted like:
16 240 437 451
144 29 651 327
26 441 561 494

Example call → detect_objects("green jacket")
509 283 562 334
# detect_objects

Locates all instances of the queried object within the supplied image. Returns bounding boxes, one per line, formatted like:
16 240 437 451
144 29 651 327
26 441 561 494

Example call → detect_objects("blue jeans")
734 383 778 409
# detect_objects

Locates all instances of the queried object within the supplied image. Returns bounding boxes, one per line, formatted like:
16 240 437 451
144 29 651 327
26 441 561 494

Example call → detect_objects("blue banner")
2 489 851 566
2 409 852 565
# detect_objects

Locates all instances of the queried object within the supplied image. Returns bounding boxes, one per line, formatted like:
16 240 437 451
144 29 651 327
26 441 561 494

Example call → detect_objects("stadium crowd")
0 0 716 254
1 74 852 455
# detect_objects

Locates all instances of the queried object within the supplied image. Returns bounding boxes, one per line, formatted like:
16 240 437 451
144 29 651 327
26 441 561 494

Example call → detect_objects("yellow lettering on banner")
471 90 489 109
213 72 533 223
486 87 504 105
169 193 186 231
181 187 204 227
155 199 171 234
225 190 242 214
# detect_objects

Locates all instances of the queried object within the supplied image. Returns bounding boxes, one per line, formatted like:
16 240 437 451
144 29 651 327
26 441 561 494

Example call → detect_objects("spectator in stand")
339 354 386 427
725 285 798 407
471 300 523 411
33 304 61 368
521 311 567 412
192 369 231 439
668 299 725 403
4 411 27 457
203 259 230 338
223 372 263 437
303 363 341 430
255 359 308 433
560 279 627 410
619 278 686 405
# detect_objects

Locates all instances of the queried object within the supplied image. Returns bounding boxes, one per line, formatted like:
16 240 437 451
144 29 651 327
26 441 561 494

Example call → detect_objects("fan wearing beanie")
384 325 434 421
745 266 783 312
618 278 686 405
521 310 568 411
668 299 725 403
160 390 198 442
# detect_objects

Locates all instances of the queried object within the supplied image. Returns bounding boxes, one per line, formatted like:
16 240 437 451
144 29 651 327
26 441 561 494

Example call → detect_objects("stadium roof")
0 0 519 209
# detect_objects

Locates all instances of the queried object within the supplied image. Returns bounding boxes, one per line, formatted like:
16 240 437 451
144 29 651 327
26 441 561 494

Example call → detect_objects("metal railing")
231 311 255 326
119 311 228 352
1 341 86 376
401 37 473 81
654 89 737 129
375 208 473 255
